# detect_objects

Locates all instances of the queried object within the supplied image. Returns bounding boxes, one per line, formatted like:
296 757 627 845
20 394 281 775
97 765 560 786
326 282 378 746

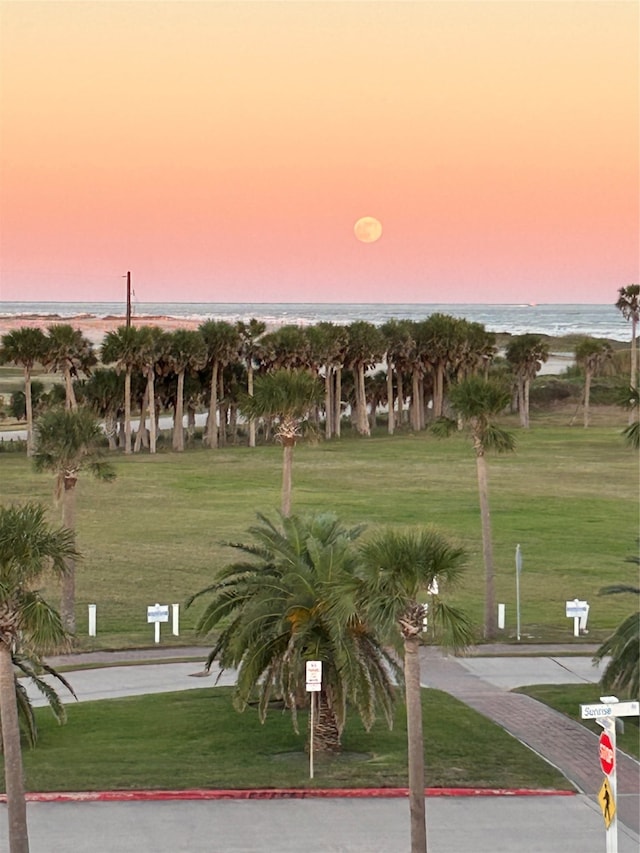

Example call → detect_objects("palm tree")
615 284 640 399
134 326 168 454
0 502 76 853
166 330 207 452
433 376 515 639
32 407 116 633
186 512 399 754
81 368 124 450
236 319 266 447
101 326 142 455
42 324 96 411
574 338 614 428
199 320 241 449
357 528 472 853
345 321 385 436
0 328 47 457
594 569 639 698
240 369 322 516
505 334 549 428
618 385 639 449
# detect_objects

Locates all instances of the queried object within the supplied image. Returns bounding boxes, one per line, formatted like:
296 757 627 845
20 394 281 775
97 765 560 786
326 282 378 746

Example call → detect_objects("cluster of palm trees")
187 510 474 853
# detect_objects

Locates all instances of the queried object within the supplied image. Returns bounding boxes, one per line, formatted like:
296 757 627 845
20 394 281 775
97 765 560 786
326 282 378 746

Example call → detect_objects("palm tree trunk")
0 642 30 853
334 368 342 437
173 371 185 452
148 369 157 454
64 366 77 411
325 368 333 440
404 634 427 853
475 447 497 639
248 364 256 447
206 362 219 448
311 688 341 754
24 366 34 457
583 370 592 428
630 317 637 426
60 477 77 634
356 365 370 435
387 363 395 435
124 368 132 454
522 378 530 429
434 365 444 419
134 384 149 452
281 439 295 517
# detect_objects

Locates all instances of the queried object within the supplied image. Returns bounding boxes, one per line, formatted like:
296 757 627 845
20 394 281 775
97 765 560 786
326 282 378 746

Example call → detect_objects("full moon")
354 216 383 243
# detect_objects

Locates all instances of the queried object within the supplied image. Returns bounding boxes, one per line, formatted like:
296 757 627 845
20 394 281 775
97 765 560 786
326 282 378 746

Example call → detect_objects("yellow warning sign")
598 777 616 829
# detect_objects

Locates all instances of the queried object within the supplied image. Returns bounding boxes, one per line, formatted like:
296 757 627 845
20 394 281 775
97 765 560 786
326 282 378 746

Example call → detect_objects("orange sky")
0 0 638 304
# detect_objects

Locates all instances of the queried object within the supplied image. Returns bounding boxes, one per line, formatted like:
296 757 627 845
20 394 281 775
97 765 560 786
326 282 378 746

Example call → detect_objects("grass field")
0 410 637 649
12 687 571 794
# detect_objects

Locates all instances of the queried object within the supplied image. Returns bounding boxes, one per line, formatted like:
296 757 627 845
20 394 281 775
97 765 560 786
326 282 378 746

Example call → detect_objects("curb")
15 788 577 803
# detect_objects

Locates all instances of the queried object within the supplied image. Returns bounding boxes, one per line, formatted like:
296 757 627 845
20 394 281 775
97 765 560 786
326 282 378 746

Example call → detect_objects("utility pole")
125 271 132 328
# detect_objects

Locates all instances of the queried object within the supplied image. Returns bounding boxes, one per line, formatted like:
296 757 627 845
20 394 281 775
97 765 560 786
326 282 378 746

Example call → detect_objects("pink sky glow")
0 1 638 305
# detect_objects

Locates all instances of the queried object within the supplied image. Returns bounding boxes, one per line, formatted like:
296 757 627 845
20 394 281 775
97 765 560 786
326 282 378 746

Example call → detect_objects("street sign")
599 731 614 776
598 777 616 830
580 700 640 719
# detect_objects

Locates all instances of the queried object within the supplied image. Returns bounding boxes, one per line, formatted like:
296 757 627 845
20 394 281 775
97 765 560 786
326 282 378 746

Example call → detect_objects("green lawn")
13 687 571 793
0 417 636 648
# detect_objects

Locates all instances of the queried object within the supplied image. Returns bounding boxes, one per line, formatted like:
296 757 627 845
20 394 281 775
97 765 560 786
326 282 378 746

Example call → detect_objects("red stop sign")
599 731 614 775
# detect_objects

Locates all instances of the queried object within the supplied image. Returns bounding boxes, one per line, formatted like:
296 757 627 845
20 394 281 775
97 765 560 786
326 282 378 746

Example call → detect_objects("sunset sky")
0 0 638 305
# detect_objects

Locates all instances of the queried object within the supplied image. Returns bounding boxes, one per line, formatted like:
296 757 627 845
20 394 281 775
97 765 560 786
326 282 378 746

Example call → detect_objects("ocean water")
0 301 631 342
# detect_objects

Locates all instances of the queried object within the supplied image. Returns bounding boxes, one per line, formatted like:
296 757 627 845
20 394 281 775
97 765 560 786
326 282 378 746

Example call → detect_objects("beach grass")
0 413 636 649
14 687 571 793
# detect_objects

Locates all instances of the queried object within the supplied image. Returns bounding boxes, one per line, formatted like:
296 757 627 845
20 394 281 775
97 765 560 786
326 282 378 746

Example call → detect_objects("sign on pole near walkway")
147 603 169 644
579 696 639 853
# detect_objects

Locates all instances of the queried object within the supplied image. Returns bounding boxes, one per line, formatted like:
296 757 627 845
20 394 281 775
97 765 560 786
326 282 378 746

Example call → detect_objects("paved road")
8 794 639 853
6 645 638 852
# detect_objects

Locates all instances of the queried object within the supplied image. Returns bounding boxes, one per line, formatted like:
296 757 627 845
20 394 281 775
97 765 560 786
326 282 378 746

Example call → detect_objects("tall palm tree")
32 408 116 632
433 376 515 639
166 330 207 452
357 528 472 853
236 319 266 447
505 334 549 428
345 321 385 436
42 325 96 411
574 338 614 428
186 512 399 754
0 502 76 853
0 328 47 457
101 326 142 455
132 326 168 454
615 284 640 398
240 369 322 516
199 320 241 449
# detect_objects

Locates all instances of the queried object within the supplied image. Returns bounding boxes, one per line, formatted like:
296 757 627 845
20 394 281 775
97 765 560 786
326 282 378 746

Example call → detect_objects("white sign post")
172 603 180 636
580 696 640 853
515 544 522 641
566 599 589 637
305 661 322 780
147 603 169 644
88 604 97 637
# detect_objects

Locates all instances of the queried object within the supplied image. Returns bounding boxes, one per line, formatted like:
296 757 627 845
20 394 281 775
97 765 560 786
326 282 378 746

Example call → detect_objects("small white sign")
147 604 169 623
306 682 321 692
581 701 640 719
305 660 322 683
565 599 588 618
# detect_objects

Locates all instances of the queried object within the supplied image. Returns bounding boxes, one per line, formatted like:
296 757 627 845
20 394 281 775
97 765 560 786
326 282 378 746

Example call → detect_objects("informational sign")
599 732 615 776
598 777 616 830
306 660 322 692
580 700 640 719
147 604 169 623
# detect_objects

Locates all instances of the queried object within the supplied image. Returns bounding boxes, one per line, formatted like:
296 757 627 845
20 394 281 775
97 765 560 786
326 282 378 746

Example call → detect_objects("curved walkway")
420 645 640 835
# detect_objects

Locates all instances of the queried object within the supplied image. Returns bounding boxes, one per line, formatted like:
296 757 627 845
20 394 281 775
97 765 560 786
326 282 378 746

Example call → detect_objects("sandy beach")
0 314 202 346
